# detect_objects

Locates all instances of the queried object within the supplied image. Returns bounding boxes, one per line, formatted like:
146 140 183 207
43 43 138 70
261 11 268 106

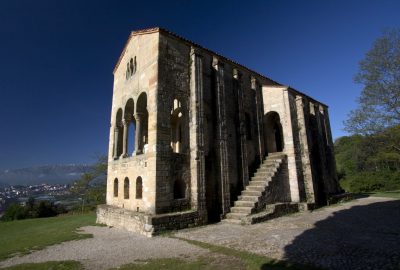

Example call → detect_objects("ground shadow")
282 200 400 270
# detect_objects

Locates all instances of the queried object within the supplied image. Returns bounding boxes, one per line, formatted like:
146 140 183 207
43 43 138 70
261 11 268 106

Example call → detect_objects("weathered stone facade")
97 27 341 236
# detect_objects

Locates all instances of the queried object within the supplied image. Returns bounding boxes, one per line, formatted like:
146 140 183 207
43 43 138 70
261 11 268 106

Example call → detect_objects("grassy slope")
0 213 96 260
368 190 400 199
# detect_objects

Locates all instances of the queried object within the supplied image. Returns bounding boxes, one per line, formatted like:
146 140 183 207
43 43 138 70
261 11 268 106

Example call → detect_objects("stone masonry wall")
107 32 159 214
156 33 191 214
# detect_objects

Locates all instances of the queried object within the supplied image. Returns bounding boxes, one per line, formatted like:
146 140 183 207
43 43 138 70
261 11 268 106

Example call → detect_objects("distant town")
0 183 81 217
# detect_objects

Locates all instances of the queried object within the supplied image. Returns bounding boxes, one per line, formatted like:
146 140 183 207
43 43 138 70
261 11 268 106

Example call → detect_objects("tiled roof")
113 27 327 107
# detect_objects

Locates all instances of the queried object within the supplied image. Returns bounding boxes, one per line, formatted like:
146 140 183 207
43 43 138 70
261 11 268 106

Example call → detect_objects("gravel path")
0 226 209 270
176 196 400 270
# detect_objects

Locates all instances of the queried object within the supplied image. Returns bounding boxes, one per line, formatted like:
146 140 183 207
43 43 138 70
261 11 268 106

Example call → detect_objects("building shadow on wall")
279 199 400 270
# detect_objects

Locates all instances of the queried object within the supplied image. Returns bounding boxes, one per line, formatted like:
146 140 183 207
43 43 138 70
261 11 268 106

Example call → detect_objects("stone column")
135 113 143 155
113 126 119 160
212 56 230 217
295 96 315 203
314 103 329 192
321 106 340 193
234 69 249 188
120 119 128 158
251 76 265 159
189 47 206 219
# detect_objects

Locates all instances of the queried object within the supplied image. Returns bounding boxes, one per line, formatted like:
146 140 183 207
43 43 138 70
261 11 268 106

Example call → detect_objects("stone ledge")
327 192 354 205
96 204 201 237
242 203 300 225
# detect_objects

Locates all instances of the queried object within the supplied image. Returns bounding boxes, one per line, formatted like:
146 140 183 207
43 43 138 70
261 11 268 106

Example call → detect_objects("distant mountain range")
0 164 93 186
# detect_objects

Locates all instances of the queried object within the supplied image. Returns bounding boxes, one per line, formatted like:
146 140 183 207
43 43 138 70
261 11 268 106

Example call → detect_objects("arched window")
113 178 118 197
136 177 143 199
136 93 148 154
114 109 123 159
133 56 137 74
124 177 130 199
124 99 135 156
126 57 136 80
171 99 183 153
173 178 186 199
129 58 134 76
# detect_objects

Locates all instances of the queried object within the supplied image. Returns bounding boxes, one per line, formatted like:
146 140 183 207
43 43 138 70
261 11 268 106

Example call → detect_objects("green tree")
335 125 400 192
70 155 107 211
344 29 400 135
2 203 27 221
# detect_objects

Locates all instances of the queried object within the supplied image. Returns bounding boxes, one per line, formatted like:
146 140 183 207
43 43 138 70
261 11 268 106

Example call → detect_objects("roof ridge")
113 27 327 107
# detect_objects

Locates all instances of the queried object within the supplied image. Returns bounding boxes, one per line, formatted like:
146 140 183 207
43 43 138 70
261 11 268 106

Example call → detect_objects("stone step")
246 185 266 192
262 158 282 163
230 206 253 214
234 200 256 207
247 181 268 191
226 153 287 224
266 152 286 158
254 171 274 177
242 203 300 225
238 195 260 201
241 190 262 196
256 167 278 173
222 218 242 224
250 174 275 182
226 212 248 220
257 164 275 169
248 180 268 186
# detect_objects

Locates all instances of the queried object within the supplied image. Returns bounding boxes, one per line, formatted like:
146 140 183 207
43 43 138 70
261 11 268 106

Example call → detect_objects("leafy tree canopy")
345 29 400 135
335 125 400 192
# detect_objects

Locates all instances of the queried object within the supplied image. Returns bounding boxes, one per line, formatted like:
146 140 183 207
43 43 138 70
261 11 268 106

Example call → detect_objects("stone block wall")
97 204 200 237
107 32 159 214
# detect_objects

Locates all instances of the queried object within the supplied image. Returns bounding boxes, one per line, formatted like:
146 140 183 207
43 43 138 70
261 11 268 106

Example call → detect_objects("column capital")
134 112 144 121
122 119 128 126
212 56 223 69
296 95 303 101
251 76 258 90
190 46 203 57
233 68 242 80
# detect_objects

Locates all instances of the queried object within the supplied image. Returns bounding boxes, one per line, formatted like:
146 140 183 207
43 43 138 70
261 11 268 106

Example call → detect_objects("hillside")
0 164 92 186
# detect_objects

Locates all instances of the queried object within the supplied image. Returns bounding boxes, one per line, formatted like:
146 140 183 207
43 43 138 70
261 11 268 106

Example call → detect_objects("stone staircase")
225 152 297 224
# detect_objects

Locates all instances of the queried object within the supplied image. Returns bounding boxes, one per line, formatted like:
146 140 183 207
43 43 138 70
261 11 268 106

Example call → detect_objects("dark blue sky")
0 0 399 169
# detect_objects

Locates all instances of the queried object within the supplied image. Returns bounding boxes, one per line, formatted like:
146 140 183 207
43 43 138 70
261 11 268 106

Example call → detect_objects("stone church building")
97 27 341 236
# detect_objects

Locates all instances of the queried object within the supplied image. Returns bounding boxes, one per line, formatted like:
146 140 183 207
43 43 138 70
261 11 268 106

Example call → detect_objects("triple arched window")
113 92 148 159
126 57 137 80
113 176 143 200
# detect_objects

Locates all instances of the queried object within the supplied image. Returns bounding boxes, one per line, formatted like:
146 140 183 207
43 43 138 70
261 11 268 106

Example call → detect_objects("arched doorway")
263 111 284 154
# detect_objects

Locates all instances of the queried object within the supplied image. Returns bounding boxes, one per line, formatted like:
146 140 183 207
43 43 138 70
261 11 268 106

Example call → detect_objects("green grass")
114 258 217 270
0 261 83 270
367 190 400 199
115 237 320 270
0 213 96 261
